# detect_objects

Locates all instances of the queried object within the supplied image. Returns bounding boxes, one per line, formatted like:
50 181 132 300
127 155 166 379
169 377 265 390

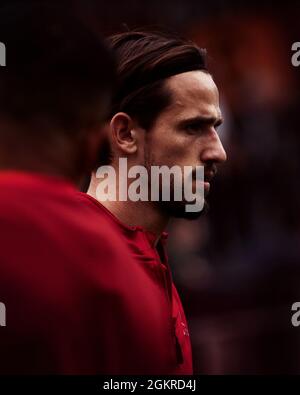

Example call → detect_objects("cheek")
147 127 199 166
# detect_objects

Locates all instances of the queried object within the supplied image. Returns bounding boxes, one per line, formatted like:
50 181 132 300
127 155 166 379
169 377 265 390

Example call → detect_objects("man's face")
143 70 227 219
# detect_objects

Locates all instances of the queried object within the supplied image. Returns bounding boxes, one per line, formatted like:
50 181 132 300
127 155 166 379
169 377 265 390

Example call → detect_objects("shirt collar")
83 194 169 248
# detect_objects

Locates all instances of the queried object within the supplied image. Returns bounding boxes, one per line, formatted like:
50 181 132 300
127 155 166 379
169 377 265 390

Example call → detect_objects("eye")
185 122 204 135
214 120 222 130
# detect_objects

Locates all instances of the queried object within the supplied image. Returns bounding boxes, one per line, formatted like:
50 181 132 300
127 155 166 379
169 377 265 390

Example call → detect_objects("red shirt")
0 171 192 374
78 193 193 375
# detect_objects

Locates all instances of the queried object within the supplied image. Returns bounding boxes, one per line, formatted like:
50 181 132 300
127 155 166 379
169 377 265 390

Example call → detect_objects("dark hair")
107 31 207 130
0 3 116 134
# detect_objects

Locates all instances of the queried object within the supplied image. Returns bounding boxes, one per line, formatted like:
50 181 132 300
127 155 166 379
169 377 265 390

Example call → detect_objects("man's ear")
110 112 138 155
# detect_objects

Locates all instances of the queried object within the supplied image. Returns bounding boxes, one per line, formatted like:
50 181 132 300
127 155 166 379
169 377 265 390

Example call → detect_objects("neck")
88 173 170 243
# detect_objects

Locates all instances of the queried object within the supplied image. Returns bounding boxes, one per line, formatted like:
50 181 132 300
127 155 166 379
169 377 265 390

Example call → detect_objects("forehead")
164 70 221 120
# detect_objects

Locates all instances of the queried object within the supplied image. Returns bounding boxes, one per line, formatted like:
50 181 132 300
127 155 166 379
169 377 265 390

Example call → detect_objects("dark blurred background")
8 0 300 374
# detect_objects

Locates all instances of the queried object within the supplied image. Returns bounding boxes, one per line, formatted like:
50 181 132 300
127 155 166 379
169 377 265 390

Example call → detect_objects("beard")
144 149 208 220
156 196 209 220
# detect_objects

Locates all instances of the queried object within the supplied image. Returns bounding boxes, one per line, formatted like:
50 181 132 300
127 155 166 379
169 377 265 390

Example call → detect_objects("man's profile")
85 31 227 374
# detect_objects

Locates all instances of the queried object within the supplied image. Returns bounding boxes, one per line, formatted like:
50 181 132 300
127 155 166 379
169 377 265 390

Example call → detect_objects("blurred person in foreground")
86 31 227 374
0 5 174 374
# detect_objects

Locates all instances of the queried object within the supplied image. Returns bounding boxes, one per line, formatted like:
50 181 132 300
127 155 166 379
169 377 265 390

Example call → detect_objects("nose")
201 130 227 164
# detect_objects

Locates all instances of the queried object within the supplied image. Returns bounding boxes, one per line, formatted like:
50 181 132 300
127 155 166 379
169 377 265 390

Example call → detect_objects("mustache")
191 165 217 182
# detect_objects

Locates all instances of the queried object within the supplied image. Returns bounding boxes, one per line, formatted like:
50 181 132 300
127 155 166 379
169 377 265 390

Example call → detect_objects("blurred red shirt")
78 193 193 375
0 171 192 374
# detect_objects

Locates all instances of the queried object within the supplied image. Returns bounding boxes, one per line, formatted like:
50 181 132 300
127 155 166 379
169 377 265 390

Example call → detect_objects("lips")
204 166 217 196
204 181 210 196
192 178 210 196
191 165 217 196
204 166 217 183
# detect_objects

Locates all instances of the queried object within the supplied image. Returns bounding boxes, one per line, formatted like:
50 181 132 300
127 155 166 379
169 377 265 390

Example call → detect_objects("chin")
158 199 209 220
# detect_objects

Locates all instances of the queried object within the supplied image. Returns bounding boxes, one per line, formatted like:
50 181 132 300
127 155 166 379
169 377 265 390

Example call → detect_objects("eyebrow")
177 115 224 129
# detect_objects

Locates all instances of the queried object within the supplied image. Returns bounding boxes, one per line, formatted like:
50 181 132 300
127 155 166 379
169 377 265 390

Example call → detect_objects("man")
86 31 227 374
0 5 168 374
